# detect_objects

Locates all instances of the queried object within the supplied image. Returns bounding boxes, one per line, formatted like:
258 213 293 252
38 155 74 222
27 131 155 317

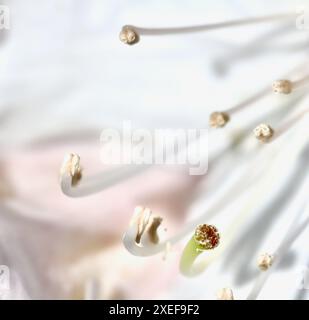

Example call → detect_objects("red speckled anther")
194 224 220 251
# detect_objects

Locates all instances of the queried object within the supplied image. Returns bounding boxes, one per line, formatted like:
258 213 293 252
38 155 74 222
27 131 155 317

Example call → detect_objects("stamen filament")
178 131 309 276
210 61 309 127
125 13 295 37
247 200 309 300
60 157 150 198
270 107 309 142
60 131 209 197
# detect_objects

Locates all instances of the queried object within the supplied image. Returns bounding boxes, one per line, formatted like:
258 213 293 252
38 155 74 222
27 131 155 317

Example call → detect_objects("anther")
253 124 274 142
272 80 293 94
209 112 230 128
217 288 234 300
258 253 274 271
119 26 139 45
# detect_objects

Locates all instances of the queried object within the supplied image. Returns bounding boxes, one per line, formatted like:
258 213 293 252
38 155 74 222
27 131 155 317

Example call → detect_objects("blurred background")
0 0 308 299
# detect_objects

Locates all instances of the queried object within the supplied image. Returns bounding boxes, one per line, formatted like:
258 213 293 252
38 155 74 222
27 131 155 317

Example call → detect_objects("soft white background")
0 0 308 300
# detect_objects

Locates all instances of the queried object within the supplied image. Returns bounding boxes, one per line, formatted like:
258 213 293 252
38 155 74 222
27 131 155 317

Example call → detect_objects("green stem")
179 236 203 277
